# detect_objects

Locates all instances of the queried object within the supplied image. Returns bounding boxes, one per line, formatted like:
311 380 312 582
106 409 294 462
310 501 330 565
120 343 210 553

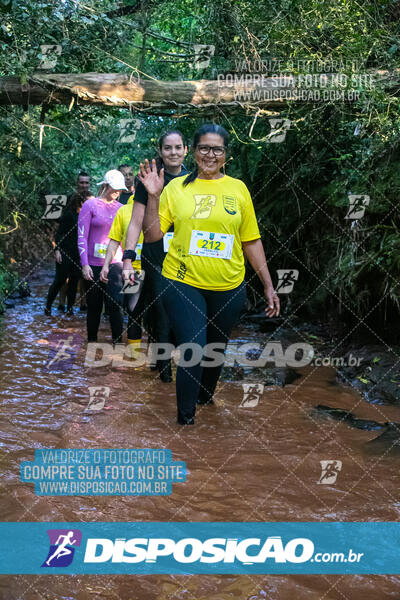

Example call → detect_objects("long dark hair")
183 123 229 186
66 191 91 212
155 130 186 173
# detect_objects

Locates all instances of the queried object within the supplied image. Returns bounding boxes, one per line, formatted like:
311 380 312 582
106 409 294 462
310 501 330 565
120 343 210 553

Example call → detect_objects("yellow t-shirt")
108 201 143 270
159 175 260 291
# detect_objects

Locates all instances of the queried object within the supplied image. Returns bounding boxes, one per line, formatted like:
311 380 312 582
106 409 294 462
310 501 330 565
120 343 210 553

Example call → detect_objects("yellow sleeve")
127 194 134 205
159 187 173 234
108 208 123 242
239 182 261 242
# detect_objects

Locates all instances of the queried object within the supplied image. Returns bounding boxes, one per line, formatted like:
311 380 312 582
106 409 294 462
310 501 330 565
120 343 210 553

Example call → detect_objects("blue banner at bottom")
0 522 399 574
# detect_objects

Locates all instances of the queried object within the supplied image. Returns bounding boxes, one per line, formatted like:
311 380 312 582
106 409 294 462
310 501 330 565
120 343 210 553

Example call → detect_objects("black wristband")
122 249 136 261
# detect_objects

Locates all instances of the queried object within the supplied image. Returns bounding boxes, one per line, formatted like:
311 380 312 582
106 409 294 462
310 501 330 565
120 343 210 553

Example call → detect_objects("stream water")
1 268 400 598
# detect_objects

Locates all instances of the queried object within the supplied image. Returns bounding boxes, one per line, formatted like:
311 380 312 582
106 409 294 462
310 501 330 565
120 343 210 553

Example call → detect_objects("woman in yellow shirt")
100 187 145 354
125 123 280 425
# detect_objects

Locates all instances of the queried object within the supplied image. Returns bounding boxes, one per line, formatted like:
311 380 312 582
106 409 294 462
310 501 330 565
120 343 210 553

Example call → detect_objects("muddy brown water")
1 268 400 599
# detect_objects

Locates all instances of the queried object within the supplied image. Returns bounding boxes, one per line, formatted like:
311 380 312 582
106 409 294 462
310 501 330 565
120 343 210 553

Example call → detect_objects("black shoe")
66 307 74 316
177 415 195 425
160 371 172 383
196 397 214 405
44 307 51 316
158 360 172 383
57 304 65 312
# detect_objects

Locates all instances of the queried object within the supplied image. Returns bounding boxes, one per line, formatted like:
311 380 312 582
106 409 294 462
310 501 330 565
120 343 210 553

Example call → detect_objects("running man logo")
223 196 237 215
118 119 142 144
38 45 62 70
192 44 215 70
240 383 264 407
42 529 82 568
275 269 299 294
42 195 67 220
45 333 82 371
86 386 110 412
345 195 370 220
267 119 291 143
191 195 216 219
317 460 342 485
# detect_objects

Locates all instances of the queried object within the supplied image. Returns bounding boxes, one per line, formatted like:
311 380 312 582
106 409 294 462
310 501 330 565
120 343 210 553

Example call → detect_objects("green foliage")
0 251 18 313
0 0 400 325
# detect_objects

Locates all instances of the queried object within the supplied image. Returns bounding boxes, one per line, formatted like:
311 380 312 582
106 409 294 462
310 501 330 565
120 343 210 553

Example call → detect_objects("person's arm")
54 210 71 263
242 239 280 317
100 239 120 283
122 201 146 278
123 160 164 276
238 181 279 317
77 200 93 280
142 191 164 243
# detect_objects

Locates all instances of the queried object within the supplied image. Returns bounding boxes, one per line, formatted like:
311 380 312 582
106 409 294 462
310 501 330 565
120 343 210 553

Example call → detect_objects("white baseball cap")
97 169 128 191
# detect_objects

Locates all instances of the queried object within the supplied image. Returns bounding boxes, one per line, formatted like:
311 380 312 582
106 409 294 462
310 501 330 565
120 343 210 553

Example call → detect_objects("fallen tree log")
0 71 399 111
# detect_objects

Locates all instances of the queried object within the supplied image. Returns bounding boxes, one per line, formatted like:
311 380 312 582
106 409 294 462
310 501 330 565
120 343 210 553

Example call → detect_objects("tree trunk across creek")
1 70 399 110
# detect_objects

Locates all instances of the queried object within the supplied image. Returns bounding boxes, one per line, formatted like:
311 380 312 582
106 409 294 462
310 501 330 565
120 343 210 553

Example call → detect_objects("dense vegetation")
0 0 399 331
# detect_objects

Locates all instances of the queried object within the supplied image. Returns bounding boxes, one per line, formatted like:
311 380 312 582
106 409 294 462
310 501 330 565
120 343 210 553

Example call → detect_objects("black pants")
108 263 146 341
163 279 246 421
85 264 124 344
141 239 172 373
46 255 81 310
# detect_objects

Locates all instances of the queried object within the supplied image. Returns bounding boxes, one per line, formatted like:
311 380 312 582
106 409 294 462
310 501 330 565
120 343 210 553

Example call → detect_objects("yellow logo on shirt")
191 194 216 219
223 195 237 215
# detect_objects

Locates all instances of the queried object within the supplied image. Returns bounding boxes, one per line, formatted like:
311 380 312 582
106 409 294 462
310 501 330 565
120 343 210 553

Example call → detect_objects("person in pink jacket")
78 169 126 343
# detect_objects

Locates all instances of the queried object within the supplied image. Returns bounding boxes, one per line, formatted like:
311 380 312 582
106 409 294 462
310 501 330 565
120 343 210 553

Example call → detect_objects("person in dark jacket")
124 130 188 382
45 191 90 316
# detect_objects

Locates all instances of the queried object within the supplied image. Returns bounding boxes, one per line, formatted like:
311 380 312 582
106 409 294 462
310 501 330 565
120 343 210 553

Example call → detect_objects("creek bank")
237 311 400 407
336 345 400 406
0 221 52 312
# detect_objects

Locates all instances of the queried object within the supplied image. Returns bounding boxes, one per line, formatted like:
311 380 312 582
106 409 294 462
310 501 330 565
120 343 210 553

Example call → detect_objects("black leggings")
46 255 81 310
141 239 173 372
163 278 246 421
108 263 146 341
85 264 124 344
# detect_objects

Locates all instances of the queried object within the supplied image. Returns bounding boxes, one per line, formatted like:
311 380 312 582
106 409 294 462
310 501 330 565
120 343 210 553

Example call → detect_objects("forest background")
0 0 400 335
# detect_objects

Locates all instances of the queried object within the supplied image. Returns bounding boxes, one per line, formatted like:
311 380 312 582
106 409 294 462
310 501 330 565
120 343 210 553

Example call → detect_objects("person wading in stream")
78 169 129 344
123 130 188 382
99 177 145 358
57 171 91 312
45 191 91 316
123 123 280 424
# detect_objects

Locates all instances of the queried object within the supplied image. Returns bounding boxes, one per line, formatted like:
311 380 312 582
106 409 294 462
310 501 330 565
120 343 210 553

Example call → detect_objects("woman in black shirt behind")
45 191 90 316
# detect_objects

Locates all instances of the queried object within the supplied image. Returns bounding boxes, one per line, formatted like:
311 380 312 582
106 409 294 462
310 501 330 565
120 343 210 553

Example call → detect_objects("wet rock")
337 346 400 405
9 280 31 299
220 361 245 381
366 422 400 455
4 299 15 309
221 362 301 387
264 367 301 387
17 281 31 298
312 404 383 431
247 315 286 333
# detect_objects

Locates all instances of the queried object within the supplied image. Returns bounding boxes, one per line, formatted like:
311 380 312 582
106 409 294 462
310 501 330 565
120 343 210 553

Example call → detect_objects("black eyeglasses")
196 144 226 157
